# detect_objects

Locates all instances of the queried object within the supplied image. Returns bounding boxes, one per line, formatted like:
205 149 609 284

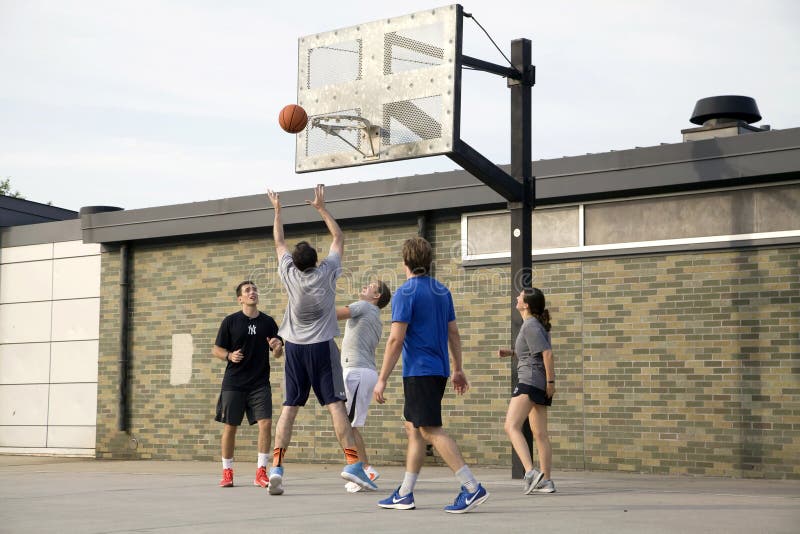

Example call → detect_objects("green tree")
0 178 25 199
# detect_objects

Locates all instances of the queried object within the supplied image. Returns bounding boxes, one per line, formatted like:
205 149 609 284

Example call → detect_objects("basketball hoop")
311 115 380 159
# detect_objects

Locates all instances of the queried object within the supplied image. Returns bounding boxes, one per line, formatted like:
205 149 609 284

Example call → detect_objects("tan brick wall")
96 219 800 479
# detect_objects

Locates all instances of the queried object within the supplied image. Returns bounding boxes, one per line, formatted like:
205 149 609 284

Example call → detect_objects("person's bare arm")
306 184 343 258
267 189 289 258
213 345 243 363
448 320 469 395
542 348 555 398
336 306 352 320
373 322 407 404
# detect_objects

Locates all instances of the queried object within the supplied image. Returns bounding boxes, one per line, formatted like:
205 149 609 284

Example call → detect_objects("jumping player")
266 184 377 495
337 280 392 492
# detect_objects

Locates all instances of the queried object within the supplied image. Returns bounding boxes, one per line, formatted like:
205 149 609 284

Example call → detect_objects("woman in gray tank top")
498 287 557 495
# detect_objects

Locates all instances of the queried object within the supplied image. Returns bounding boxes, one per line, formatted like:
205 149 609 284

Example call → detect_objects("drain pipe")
118 243 130 432
416 213 434 276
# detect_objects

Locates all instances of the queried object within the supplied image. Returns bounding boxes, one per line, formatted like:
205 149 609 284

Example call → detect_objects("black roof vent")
690 95 761 126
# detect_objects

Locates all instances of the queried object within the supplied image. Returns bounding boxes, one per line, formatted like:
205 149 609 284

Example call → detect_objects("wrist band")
547 380 555 383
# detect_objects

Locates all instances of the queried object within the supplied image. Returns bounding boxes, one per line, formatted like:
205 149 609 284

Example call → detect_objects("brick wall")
96 219 800 479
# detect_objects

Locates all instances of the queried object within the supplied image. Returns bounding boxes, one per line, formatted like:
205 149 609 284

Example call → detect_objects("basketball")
279 104 308 134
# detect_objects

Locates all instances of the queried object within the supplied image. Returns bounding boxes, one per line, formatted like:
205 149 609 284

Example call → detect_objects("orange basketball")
279 104 308 134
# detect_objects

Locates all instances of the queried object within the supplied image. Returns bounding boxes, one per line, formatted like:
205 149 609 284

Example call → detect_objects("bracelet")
547 380 555 384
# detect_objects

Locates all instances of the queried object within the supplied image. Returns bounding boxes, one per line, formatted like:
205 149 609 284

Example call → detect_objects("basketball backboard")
295 4 463 173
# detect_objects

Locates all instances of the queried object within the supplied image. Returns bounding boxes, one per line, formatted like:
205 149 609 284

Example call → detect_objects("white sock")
257 453 269 468
222 458 233 470
399 471 418 496
455 465 478 493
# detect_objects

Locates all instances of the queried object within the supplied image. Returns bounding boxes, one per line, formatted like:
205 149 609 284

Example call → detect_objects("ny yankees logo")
248 324 257 335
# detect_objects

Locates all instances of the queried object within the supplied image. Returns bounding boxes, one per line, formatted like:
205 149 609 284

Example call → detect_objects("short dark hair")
292 241 318 272
402 236 432 275
375 280 391 309
236 280 256 297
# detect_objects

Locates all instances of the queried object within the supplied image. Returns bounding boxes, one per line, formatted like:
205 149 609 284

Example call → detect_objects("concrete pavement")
0 456 798 533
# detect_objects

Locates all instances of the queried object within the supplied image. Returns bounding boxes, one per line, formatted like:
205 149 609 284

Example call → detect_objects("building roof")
0 195 78 227
4 127 799 248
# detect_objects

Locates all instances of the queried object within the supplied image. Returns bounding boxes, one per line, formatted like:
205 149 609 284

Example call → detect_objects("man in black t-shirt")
213 280 283 488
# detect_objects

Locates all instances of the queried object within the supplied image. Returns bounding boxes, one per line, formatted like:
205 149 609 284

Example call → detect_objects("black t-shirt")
215 311 280 392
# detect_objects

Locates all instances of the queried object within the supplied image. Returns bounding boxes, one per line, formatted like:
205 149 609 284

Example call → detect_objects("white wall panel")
0 426 47 447
53 241 100 259
48 383 97 425
0 302 52 344
51 298 100 341
0 384 49 425
0 261 53 304
0 343 50 384
0 243 52 264
52 256 101 300
50 341 98 383
47 426 96 448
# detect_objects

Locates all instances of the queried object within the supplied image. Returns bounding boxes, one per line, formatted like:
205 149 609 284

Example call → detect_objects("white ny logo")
248 324 257 335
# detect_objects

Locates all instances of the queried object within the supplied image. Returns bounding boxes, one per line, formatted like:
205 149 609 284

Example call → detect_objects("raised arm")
306 184 343 258
336 306 352 320
267 189 289 258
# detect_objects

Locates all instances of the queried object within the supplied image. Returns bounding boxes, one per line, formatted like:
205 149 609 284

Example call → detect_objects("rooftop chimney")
682 95 768 142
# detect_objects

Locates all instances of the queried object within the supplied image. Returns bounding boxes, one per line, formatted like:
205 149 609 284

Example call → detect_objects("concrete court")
0 456 798 534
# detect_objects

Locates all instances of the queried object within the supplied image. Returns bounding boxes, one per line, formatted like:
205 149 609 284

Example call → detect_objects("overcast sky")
1 0 798 211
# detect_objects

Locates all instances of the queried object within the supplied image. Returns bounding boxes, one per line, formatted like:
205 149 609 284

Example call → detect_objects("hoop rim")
311 114 372 131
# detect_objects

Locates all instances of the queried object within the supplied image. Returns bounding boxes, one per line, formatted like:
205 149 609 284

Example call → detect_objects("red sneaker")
254 466 269 488
219 468 234 487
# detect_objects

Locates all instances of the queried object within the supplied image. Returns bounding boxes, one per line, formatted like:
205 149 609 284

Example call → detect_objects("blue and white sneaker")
378 487 415 510
444 484 489 514
341 461 378 491
267 466 284 495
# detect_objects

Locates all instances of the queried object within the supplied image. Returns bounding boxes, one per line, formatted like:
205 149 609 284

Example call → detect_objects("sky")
1 0 798 212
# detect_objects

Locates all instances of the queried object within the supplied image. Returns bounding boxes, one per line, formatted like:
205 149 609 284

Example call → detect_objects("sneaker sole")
524 472 544 495
532 487 556 494
341 471 377 491
444 491 490 514
378 501 415 510
219 482 233 488
254 480 269 488
268 474 284 495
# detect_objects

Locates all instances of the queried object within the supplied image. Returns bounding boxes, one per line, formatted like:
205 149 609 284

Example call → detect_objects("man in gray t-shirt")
336 281 391 491
265 184 378 495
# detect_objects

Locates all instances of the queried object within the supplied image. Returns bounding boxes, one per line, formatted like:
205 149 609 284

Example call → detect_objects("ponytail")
533 309 551 332
523 287 552 331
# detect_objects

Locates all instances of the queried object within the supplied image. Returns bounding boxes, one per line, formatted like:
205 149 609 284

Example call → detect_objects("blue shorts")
283 340 346 406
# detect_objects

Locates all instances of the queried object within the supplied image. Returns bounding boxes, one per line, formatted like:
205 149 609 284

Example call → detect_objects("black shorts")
215 384 273 425
512 382 552 406
403 375 447 428
283 340 346 406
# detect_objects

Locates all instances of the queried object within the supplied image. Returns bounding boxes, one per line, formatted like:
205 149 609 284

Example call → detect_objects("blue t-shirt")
391 276 456 377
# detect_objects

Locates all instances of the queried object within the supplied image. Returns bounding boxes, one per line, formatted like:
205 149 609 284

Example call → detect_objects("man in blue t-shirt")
373 236 489 514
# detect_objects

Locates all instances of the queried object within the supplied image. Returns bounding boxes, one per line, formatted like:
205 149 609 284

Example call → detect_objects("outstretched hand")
267 189 281 211
497 348 514 358
305 184 325 210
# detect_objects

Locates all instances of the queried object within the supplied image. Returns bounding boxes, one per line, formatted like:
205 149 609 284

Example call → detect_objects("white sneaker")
532 479 556 493
344 481 362 493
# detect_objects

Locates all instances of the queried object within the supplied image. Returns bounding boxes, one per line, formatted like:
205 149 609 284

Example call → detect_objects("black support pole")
509 38 534 479
118 243 130 432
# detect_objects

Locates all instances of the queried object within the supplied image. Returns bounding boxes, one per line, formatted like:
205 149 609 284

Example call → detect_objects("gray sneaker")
532 479 556 493
523 469 543 495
